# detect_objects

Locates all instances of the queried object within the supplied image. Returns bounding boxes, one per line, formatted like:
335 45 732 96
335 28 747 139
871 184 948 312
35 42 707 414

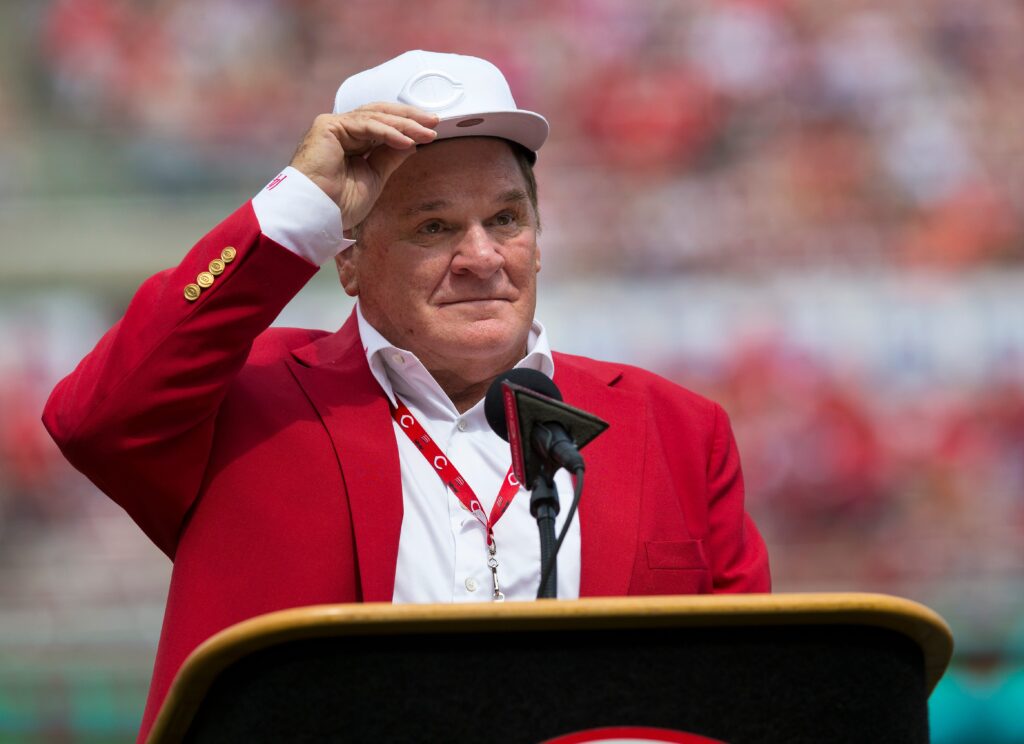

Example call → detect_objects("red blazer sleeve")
706 403 771 592
41 202 319 557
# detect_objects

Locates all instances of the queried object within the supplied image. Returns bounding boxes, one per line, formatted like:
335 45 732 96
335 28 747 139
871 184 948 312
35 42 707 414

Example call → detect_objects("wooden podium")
147 593 953 744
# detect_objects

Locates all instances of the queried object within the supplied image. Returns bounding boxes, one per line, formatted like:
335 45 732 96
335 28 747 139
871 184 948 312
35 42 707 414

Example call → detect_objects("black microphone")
485 368 608 486
485 368 559 440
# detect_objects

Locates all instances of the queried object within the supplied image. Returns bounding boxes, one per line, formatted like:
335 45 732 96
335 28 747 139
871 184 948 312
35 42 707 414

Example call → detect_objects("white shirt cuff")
251 166 356 265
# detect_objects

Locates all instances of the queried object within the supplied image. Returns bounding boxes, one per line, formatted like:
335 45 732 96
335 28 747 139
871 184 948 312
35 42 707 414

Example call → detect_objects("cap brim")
433 110 549 158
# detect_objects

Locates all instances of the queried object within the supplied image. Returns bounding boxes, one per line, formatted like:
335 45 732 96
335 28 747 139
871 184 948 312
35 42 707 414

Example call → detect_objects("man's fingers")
328 112 437 155
355 102 441 128
337 118 417 154
340 112 437 151
362 111 438 143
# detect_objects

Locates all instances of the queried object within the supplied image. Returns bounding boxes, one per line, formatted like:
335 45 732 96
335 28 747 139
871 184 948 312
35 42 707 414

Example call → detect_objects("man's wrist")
251 166 355 265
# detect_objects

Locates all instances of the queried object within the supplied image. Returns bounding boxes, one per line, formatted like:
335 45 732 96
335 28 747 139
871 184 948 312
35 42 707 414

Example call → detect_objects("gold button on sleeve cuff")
221 247 237 263
196 272 215 288
208 258 225 275
184 284 201 302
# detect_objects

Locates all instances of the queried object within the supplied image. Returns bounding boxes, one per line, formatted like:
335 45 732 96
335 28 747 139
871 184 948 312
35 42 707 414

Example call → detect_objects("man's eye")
421 221 445 235
494 212 516 226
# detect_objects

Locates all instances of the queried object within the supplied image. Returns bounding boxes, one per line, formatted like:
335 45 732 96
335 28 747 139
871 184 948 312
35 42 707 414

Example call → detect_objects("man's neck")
428 348 527 414
432 373 494 414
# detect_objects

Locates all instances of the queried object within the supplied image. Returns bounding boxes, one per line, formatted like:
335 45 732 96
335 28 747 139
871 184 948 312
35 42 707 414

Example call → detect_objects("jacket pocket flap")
646 539 708 570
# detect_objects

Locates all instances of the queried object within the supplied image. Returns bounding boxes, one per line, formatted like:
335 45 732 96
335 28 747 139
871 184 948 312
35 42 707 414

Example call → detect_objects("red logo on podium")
542 727 727 744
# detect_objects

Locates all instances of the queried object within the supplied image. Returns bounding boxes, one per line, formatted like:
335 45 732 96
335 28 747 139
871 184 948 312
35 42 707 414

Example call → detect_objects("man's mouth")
439 297 511 305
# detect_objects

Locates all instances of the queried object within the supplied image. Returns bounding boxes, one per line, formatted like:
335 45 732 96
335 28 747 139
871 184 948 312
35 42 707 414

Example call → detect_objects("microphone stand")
488 378 607 601
529 468 560 599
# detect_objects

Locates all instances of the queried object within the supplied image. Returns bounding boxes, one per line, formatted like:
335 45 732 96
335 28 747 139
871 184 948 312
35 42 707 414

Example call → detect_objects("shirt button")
465 577 478 592
457 419 467 432
391 353 404 365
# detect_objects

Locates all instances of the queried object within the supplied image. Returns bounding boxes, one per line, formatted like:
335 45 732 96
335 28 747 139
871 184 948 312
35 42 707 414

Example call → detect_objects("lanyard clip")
487 539 504 601
489 559 505 602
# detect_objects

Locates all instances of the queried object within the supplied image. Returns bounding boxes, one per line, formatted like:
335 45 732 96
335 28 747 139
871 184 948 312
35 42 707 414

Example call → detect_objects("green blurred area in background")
0 662 148 743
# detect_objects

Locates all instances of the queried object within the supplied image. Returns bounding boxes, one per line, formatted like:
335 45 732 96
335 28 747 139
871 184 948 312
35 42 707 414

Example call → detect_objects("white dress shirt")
252 167 581 602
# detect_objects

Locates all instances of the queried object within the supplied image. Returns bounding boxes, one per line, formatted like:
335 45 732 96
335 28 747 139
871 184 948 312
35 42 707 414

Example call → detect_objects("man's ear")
335 245 359 297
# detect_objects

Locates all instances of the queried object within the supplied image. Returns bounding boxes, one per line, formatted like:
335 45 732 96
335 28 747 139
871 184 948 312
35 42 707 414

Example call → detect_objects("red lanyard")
390 399 520 550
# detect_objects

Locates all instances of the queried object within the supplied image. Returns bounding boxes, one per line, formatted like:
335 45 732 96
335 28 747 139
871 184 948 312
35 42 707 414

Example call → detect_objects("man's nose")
450 223 504 277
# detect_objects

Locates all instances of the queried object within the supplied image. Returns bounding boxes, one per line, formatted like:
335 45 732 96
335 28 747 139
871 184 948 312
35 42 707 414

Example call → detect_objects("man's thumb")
367 144 417 187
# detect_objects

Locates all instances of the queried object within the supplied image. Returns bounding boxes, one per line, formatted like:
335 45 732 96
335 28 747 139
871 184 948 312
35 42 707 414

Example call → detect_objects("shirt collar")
355 300 555 416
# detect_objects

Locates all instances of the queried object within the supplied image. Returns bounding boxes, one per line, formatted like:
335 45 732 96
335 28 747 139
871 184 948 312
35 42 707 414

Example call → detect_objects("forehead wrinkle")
403 199 451 217
400 188 529 220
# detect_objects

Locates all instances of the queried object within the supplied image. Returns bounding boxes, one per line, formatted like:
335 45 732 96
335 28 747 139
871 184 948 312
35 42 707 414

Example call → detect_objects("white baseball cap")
333 50 549 160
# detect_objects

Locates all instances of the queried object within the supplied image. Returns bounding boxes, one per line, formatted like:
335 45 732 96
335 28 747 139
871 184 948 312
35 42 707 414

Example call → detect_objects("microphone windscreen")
484 368 562 441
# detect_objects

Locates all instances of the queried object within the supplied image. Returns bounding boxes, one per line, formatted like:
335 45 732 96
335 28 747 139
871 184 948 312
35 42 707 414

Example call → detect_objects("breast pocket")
635 539 713 595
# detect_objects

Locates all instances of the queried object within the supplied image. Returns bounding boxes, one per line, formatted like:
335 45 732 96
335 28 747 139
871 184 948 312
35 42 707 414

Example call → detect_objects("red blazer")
43 202 770 742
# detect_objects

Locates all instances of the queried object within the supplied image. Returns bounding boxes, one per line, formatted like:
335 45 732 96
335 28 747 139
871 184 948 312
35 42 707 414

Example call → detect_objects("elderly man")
43 51 769 740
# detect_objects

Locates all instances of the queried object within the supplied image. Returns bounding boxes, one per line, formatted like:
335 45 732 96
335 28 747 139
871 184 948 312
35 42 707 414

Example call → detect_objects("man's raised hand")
290 103 439 233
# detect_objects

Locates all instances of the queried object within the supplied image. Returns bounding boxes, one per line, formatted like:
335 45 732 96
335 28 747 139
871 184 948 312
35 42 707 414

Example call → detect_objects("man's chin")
432 319 530 361
436 302 521 334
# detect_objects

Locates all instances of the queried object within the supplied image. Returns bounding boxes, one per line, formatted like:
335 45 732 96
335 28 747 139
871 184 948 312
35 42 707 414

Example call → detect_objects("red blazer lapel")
287 313 402 602
554 356 644 598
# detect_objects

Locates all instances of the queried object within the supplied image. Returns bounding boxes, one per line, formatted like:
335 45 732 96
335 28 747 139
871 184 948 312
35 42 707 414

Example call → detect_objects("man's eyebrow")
498 188 529 205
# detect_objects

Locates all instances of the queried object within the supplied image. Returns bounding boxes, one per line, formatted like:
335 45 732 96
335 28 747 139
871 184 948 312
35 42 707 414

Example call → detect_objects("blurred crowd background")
1 0 1023 741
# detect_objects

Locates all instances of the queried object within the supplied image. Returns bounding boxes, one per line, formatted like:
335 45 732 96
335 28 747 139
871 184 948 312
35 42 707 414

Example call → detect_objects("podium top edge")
207 591 950 633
